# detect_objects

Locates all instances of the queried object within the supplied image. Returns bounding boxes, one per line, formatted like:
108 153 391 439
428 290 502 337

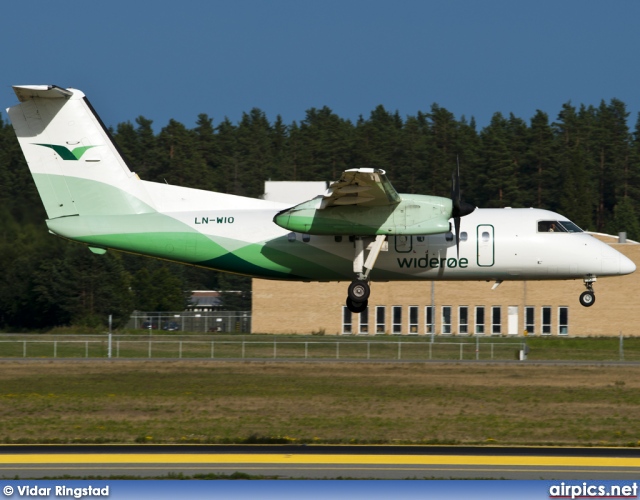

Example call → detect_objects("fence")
4 334 640 361
126 311 251 333
0 335 526 361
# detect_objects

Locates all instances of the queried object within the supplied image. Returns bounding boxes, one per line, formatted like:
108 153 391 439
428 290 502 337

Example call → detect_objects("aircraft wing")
319 168 401 208
274 167 451 236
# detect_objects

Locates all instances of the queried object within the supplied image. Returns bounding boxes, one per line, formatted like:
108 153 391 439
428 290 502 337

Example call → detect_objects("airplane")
6 85 636 314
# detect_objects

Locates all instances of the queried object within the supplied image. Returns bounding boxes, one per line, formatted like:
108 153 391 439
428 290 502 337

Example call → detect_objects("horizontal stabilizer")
13 85 74 102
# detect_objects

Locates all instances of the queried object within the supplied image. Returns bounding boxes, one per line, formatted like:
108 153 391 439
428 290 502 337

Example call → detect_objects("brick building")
252 235 639 337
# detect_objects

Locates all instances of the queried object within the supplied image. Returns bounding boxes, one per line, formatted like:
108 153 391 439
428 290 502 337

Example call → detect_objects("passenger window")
482 231 490 242
460 232 468 241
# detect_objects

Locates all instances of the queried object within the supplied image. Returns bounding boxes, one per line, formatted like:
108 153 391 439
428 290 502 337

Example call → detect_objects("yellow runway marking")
0 454 639 468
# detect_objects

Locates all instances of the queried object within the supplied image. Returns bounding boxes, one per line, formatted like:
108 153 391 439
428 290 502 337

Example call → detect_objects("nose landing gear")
579 277 596 307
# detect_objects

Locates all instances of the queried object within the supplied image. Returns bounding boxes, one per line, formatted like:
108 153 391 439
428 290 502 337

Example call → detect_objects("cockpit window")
557 221 583 233
537 220 583 233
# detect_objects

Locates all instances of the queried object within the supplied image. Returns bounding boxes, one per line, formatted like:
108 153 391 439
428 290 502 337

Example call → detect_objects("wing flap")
321 168 401 208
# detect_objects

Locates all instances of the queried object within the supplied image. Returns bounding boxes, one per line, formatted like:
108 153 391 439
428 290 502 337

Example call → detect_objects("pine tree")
478 113 518 207
592 99 631 231
31 245 133 328
424 104 460 197
298 106 353 181
194 113 224 191
235 108 275 197
215 117 239 194
524 110 556 208
552 103 596 228
395 114 429 194
607 197 640 241
353 105 403 176
455 116 481 206
154 119 215 191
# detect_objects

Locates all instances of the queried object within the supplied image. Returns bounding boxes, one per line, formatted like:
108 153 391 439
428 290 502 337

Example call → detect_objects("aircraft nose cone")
619 253 636 275
600 242 636 275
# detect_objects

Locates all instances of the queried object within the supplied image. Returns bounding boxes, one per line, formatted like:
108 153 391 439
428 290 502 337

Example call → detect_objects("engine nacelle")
274 195 453 236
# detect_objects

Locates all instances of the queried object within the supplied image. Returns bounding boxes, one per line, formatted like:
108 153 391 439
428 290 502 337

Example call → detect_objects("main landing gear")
347 280 370 313
579 276 596 307
345 235 386 313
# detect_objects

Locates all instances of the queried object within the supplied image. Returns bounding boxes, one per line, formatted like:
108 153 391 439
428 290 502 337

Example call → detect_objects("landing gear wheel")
346 297 368 313
579 291 595 307
348 280 370 302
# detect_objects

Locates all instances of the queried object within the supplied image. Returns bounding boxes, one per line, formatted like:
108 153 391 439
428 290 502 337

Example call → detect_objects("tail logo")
34 144 98 161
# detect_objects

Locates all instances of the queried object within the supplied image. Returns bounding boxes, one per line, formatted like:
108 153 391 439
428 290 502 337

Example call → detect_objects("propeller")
451 161 476 258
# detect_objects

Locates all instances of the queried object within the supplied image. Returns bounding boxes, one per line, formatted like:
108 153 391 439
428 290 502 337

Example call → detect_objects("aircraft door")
477 225 495 267
394 235 412 253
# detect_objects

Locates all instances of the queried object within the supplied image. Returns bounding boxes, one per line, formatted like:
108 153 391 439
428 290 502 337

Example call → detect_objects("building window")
376 306 386 334
342 307 352 334
558 307 569 335
475 306 485 334
542 307 552 335
408 306 419 334
459 306 469 335
359 306 369 334
425 306 435 334
525 306 535 335
392 306 402 334
442 306 452 334
491 306 501 335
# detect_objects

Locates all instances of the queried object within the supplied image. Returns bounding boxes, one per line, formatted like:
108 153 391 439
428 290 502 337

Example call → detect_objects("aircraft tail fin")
7 85 155 219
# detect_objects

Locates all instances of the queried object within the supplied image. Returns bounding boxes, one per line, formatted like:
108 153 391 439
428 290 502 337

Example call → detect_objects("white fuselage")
114 197 633 282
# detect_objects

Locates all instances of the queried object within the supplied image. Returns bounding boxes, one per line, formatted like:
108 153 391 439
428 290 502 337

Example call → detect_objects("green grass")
525 336 640 361
1 335 639 447
1 360 640 447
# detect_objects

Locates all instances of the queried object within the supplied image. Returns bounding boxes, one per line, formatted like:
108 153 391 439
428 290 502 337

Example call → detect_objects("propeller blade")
450 161 475 258
454 215 461 259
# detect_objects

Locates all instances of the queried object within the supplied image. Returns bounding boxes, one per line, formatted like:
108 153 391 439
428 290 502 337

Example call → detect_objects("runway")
1 445 639 479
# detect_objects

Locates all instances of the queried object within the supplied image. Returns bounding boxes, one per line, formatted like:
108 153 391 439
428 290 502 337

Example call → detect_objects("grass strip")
0 360 639 447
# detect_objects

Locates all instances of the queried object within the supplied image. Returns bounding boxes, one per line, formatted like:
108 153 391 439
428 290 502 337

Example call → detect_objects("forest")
1 98 639 330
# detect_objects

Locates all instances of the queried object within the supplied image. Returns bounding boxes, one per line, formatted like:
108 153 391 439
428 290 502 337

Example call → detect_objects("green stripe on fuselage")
48 212 352 280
